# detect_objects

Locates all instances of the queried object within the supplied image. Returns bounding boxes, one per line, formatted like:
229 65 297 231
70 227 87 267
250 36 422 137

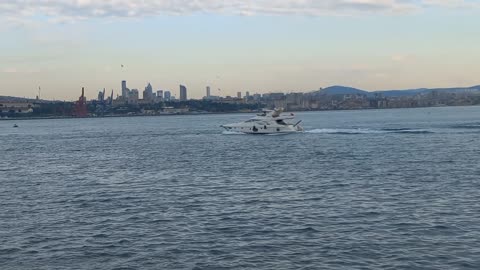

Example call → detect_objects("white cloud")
391 53 416 63
0 0 477 24
422 0 480 8
2 67 18 73
1 67 41 73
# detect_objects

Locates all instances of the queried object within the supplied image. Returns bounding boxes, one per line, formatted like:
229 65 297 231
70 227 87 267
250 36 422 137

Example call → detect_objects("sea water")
1 106 480 269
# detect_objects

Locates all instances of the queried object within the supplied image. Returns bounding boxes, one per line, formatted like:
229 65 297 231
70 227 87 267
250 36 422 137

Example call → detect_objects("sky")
1 0 480 100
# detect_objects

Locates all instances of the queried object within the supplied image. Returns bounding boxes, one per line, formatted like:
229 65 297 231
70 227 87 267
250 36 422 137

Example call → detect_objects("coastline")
0 111 253 121
1 104 479 121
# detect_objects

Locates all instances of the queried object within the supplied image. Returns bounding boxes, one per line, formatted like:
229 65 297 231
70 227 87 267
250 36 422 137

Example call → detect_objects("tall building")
121 80 127 98
143 83 153 102
237 92 242 99
164 91 171 101
180 85 187 101
97 89 105 102
128 89 139 105
206 86 211 97
157 90 164 101
246 91 250 97
109 90 114 106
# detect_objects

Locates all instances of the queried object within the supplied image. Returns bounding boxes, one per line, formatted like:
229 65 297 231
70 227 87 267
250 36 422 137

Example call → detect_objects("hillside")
313 85 480 97
316 86 369 95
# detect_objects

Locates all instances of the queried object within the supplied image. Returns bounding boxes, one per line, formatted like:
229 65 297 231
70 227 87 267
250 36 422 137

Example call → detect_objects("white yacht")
221 108 303 134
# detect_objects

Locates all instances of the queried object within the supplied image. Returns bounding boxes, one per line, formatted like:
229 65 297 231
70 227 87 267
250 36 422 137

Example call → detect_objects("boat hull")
221 124 303 134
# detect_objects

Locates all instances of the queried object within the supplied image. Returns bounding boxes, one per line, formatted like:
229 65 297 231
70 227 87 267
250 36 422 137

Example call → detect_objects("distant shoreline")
0 111 250 121
1 104 479 121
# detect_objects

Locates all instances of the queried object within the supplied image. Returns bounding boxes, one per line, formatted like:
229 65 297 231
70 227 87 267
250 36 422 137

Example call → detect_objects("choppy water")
1 106 480 269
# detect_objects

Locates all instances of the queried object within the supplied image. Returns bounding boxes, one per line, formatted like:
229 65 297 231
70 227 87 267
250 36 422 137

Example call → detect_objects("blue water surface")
1 106 480 269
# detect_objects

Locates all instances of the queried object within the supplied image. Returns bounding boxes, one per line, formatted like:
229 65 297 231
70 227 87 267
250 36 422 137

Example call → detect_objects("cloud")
0 0 477 24
391 53 416 63
422 0 480 8
1 67 41 74
1 67 18 73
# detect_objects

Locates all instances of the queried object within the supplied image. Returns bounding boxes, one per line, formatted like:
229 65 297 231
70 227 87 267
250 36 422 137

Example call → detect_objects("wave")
222 131 246 135
306 128 383 134
222 128 433 135
389 128 434 134
306 128 433 135
450 123 480 129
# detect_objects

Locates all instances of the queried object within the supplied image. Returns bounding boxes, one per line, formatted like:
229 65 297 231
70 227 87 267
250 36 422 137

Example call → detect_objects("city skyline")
1 1 480 100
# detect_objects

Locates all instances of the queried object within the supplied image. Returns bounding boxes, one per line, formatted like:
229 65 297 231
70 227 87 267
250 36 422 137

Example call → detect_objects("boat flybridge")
221 108 303 134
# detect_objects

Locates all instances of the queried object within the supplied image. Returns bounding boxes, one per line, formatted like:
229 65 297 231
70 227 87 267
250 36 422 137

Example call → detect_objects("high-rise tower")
180 85 187 101
164 91 171 101
143 83 153 102
121 80 127 98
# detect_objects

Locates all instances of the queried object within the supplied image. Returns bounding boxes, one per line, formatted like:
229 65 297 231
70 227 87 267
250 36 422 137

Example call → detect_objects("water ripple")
1 108 480 269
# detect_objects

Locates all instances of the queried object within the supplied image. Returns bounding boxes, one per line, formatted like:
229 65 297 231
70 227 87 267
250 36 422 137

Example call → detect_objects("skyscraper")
143 83 153 102
180 85 187 101
98 89 105 102
128 89 139 105
237 92 242 99
121 80 127 98
206 86 211 97
246 91 250 97
164 91 171 101
157 90 164 101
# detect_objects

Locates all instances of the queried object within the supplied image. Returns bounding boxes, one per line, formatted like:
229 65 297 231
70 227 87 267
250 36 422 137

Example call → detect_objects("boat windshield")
276 120 288 125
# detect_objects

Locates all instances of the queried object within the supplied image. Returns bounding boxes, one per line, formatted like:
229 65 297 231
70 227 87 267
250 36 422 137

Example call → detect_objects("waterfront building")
203 95 221 101
157 90 164 102
253 94 262 101
237 92 242 99
143 83 153 103
0 102 35 114
180 85 187 101
286 92 304 111
221 96 245 104
264 93 285 99
164 91 171 101
106 90 114 106
121 80 127 98
206 86 211 97
97 89 105 102
162 107 189 114
128 89 139 105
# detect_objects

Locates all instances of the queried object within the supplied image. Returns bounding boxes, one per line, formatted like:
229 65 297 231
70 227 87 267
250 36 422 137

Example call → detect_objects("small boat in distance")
221 108 303 134
13 124 18 128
